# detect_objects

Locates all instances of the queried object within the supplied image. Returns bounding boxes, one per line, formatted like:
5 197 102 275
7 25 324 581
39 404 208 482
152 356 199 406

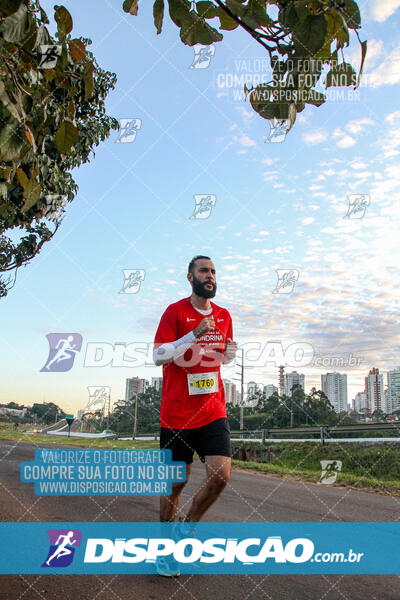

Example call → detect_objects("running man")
45 531 77 566
153 255 237 576
44 335 77 371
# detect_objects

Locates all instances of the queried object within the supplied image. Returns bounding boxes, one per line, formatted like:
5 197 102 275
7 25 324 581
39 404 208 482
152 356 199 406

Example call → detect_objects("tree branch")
213 0 275 59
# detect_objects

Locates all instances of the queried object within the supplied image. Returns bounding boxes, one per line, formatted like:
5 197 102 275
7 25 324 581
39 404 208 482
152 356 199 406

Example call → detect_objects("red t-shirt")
154 297 233 429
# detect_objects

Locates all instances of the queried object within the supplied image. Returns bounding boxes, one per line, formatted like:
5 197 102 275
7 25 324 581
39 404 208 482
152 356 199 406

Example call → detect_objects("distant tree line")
0 401 65 425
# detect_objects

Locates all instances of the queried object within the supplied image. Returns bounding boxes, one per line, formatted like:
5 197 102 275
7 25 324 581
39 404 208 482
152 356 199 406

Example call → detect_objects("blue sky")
1 0 400 413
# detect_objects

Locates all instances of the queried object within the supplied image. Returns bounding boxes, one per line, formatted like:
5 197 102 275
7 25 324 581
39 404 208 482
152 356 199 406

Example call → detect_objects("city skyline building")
125 377 149 402
365 368 384 413
284 371 305 396
321 372 348 413
387 368 400 414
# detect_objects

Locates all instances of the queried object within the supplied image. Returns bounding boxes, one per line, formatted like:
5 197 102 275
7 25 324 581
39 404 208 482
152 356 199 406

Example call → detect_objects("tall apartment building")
151 377 163 392
387 368 400 414
125 377 149 402
364 368 384 413
263 384 278 398
321 372 348 413
222 379 237 405
284 371 305 396
353 391 367 412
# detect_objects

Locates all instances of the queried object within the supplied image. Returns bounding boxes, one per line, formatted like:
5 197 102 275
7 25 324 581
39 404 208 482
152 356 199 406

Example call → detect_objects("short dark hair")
188 255 211 275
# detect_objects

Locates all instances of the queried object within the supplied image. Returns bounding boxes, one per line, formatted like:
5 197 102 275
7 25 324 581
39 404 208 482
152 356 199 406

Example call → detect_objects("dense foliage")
0 1 118 296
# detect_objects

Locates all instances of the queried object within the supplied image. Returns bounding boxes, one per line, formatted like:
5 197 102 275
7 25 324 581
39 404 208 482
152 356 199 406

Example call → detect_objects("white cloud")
302 130 327 145
333 128 356 148
237 105 254 125
346 39 383 72
345 118 374 135
234 134 256 148
302 217 315 225
351 161 368 170
367 45 400 87
371 0 400 21
385 110 400 124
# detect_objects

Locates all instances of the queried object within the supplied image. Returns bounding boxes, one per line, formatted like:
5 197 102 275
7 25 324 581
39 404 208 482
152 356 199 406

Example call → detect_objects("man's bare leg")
160 463 192 522
184 456 231 522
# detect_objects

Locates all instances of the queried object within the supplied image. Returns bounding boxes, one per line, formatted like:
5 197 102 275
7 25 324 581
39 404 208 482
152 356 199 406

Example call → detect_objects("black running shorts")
160 417 231 464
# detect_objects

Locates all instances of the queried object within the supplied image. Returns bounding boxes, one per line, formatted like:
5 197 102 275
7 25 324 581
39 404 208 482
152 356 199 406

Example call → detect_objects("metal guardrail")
116 423 400 445
231 423 400 445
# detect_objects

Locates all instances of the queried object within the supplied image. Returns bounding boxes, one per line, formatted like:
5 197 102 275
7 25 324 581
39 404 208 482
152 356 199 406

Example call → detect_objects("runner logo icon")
41 333 82 372
42 529 82 567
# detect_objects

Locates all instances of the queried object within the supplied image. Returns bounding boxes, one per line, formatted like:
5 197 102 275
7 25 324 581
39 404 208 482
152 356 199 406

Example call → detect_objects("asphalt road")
1 441 399 600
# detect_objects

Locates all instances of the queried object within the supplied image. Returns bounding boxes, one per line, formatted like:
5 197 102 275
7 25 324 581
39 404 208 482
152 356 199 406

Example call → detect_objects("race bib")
187 372 219 395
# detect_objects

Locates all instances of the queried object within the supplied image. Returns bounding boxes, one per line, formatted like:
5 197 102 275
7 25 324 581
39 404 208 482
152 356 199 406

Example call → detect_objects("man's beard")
192 275 217 298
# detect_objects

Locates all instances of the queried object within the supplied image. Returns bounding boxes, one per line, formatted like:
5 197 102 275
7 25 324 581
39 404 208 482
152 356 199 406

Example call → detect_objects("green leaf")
123 0 138 15
248 84 273 115
356 40 367 88
153 0 164 34
336 14 349 48
326 61 356 87
304 89 326 106
21 15 37 52
54 5 73 35
225 0 246 19
84 61 94 100
340 0 361 30
21 179 41 212
294 14 328 56
16 168 29 190
179 12 223 46
30 106 46 133
0 82 21 122
196 1 218 18
34 23 51 49
0 0 23 16
279 2 309 28
216 7 239 30
0 3 29 42
54 120 79 153
242 0 275 29
0 122 26 161
0 166 12 181
168 0 191 27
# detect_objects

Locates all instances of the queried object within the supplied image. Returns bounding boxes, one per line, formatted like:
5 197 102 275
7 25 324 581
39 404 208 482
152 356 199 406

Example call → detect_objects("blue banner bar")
0 522 399 574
